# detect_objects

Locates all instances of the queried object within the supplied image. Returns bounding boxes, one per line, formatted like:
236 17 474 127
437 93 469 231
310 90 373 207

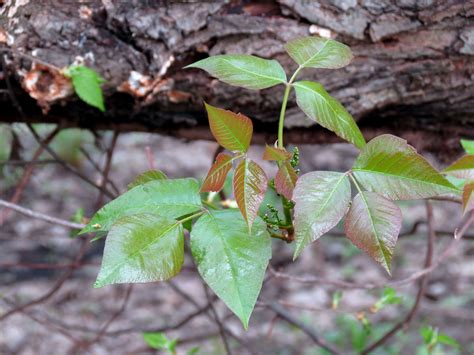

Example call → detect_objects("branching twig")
96 130 119 207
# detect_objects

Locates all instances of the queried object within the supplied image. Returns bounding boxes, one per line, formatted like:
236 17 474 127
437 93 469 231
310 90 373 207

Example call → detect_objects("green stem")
178 210 205 224
277 66 302 148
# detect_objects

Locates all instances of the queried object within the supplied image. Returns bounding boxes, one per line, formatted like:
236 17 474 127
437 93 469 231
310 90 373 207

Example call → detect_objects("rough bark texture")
1 0 473 155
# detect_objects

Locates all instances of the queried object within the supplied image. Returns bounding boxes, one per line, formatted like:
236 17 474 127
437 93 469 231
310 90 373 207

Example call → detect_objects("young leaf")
190 209 272 329
127 170 167 190
94 213 184 288
80 178 202 234
262 144 292 161
201 153 234 192
205 103 253 152
344 191 402 274
462 181 474 215
293 81 366 149
143 332 177 352
461 139 474 154
285 36 353 69
293 171 351 259
64 65 105 112
274 161 298 200
443 155 474 179
233 159 268 229
185 55 287 90
352 134 459 200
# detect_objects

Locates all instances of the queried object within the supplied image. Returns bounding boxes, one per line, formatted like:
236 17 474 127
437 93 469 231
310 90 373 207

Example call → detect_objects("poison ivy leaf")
285 36 353 69
443 155 474 180
233 159 268 229
344 191 402 274
461 139 474 154
201 153 233 192
190 209 271 329
293 81 365 149
274 161 298 200
205 103 253 152
94 213 184 287
128 170 167 190
352 134 459 200
293 171 351 259
462 181 474 215
262 144 292 161
80 178 202 234
64 65 105 112
185 55 287 89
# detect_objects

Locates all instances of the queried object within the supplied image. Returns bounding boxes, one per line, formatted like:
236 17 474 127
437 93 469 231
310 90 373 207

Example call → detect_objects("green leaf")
127 170 167 190
65 65 105 112
143 332 178 352
201 153 234 192
461 139 474 154
80 178 202 234
94 213 184 288
293 171 351 259
294 81 365 149
352 134 459 200
204 103 253 152
233 159 268 229
437 333 460 348
0 124 13 161
186 55 287 90
372 287 402 312
443 155 474 179
262 145 292 161
344 191 402 274
274 161 298 200
190 209 272 328
462 181 474 215
285 36 353 69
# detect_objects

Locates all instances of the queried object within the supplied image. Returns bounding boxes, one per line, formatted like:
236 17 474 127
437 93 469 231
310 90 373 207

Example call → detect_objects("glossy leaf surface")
128 170 167 190
352 135 459 200
94 214 184 287
186 55 287 89
443 155 474 180
275 161 298 200
262 145 292 161
285 36 353 69
344 191 402 274
201 153 233 192
205 103 252 152
65 65 105 112
293 171 351 259
462 181 474 215
80 178 202 234
190 210 271 328
233 159 268 229
461 139 474 154
294 81 365 149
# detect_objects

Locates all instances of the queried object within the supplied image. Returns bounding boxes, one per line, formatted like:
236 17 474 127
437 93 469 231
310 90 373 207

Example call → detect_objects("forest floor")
0 129 473 355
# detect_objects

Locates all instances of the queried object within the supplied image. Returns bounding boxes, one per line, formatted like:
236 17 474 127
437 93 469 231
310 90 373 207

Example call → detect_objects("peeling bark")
0 0 473 155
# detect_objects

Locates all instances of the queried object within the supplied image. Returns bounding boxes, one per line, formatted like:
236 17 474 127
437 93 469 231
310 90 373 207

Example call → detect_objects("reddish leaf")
201 153 233 192
233 159 268 229
344 191 402 274
205 103 253 152
275 161 298 200
263 145 292 161
444 155 474 180
462 181 474 215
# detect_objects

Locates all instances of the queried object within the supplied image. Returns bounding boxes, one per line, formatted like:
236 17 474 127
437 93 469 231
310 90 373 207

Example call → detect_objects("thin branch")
96 130 119 207
79 147 120 194
204 284 232 355
0 198 86 229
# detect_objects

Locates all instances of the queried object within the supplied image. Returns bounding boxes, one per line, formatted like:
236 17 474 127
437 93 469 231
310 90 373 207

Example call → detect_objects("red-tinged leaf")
233 159 268 229
462 181 474 215
205 103 253 152
443 155 474 180
201 153 234 192
275 161 298 200
263 145 292 161
344 191 402 274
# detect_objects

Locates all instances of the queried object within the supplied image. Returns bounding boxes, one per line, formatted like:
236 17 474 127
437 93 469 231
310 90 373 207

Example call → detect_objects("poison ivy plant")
80 35 465 330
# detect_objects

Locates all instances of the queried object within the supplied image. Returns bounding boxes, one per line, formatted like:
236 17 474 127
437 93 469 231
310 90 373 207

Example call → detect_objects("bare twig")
204 285 232 355
80 147 120 194
96 130 119 207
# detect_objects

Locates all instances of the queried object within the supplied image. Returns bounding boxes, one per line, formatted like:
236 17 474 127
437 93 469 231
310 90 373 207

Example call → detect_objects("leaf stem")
178 210 205 224
278 66 302 148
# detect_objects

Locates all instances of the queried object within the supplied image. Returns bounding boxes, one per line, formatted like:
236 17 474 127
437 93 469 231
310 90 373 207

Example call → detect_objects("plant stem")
277 66 302 148
178 210 205 224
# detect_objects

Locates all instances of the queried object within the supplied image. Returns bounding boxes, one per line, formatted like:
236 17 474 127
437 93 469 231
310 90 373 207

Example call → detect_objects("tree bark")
1 0 473 155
